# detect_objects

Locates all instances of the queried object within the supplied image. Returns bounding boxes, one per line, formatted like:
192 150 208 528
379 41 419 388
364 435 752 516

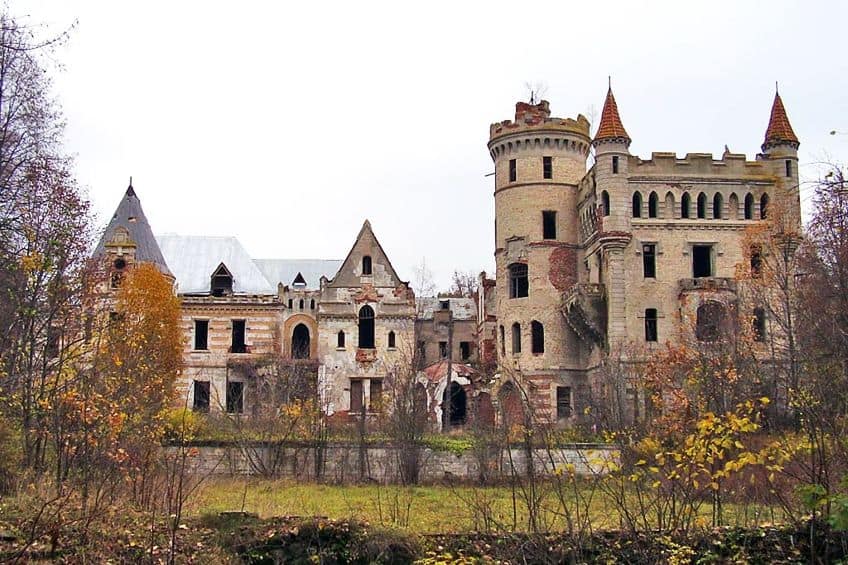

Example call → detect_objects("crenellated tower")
488 100 591 419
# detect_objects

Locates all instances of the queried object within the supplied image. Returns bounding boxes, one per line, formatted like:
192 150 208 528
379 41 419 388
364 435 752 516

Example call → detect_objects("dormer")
211 263 234 296
292 272 307 288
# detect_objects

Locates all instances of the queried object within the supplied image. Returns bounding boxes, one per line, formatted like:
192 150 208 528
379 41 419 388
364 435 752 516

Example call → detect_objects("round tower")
488 100 591 384
760 88 801 232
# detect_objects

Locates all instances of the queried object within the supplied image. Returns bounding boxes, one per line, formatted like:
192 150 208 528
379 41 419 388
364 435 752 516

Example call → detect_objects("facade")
94 85 802 431
486 87 801 425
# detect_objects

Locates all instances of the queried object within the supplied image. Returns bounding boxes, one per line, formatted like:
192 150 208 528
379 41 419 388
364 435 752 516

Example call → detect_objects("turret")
592 84 633 233
760 88 801 230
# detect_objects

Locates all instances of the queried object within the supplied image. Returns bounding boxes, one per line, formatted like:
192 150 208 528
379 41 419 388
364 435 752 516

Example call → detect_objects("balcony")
562 283 607 348
678 277 737 294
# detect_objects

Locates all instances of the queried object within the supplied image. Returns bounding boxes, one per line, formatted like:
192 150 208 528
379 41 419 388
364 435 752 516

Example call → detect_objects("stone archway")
443 382 467 427
291 323 311 359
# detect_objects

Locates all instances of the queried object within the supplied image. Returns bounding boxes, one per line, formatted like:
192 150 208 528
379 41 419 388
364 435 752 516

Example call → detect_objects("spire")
762 89 799 151
593 83 630 146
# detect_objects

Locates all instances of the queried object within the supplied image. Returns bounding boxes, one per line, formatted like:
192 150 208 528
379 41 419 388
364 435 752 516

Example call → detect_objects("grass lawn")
186 478 790 533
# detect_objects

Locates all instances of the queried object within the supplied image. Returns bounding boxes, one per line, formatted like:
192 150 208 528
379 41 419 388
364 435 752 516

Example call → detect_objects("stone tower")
487 100 591 419
760 89 801 232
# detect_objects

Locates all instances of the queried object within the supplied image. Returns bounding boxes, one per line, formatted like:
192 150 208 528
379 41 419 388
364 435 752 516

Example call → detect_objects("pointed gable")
762 91 799 150
327 220 404 288
94 182 172 277
593 86 630 144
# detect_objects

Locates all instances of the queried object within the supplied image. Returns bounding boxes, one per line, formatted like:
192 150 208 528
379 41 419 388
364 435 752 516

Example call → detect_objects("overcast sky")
17 1 848 290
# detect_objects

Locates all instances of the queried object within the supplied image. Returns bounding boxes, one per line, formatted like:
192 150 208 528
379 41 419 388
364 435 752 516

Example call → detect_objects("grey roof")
94 185 173 276
416 297 477 320
254 259 342 291
156 234 275 295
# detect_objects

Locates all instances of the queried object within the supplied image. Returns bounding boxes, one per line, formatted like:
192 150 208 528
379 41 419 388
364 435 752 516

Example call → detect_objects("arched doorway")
443 382 467 427
291 323 310 359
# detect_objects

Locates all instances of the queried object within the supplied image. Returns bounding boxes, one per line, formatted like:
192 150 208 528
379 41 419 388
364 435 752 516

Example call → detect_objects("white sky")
16 0 848 290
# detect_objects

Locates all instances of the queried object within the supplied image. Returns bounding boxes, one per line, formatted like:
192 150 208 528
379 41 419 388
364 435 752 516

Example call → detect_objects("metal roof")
253 259 342 291
416 297 477 320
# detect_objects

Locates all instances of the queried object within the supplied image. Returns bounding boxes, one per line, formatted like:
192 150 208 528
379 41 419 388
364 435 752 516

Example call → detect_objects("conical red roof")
594 87 630 144
762 92 799 150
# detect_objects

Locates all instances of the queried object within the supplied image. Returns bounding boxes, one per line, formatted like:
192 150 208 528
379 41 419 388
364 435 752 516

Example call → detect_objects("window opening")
194 320 208 350
292 272 306 287
370 379 383 411
648 192 658 218
358 305 375 348
350 380 364 414
310 299 315 310
751 246 762 278
556 386 572 419
543 156 553 179
645 308 658 342
509 159 516 182
291 323 310 359
753 307 767 342
288 298 293 308
744 193 754 219
460 341 471 361
388 330 396 349
511 322 521 354
643 244 656 278
439 341 448 359
601 191 610 216
362 255 372 275
211 264 233 297
193 381 210 412
696 301 724 342
692 245 712 278
499 325 505 356
785 159 792 178
231 320 246 353
612 155 619 174
681 193 691 218
299 299 304 310
632 192 642 218
542 210 557 239
531 321 544 354
337 330 346 348
713 193 723 219
226 381 244 413
444 382 467 426
697 192 707 219
509 263 528 298
760 194 769 219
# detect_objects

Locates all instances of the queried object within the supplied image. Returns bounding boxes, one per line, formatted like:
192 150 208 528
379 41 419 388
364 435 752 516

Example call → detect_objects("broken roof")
254 259 342 291
416 297 477 320
422 360 478 382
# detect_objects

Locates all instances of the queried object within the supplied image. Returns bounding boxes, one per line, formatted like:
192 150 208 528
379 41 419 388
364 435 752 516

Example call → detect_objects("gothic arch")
282 313 318 359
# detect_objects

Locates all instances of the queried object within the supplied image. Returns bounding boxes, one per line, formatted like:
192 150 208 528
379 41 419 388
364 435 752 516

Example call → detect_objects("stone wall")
168 441 618 483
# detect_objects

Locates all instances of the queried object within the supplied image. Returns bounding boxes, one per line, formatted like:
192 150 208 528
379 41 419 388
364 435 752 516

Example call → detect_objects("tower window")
556 386 572 419
642 244 656 278
785 159 792 178
508 263 528 298
362 255 372 275
744 193 754 220
358 305 375 349
612 155 619 174
310 299 315 310
193 380 210 412
531 320 544 354
337 330 346 348
511 322 521 354
648 192 658 218
697 192 707 219
543 156 553 179
751 245 762 278
760 194 769 219
460 341 471 361
645 308 658 342
600 191 611 217
226 381 244 414
388 330 396 349
542 211 557 240
632 192 642 218
509 159 516 182
194 320 209 350
753 307 767 342
231 320 246 353
713 193 723 219
681 193 691 218
692 245 712 278
499 325 505 356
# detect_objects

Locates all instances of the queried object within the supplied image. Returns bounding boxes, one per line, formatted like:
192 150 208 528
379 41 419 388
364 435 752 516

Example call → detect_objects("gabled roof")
156 234 274 294
94 183 172 276
326 220 404 288
762 91 799 151
593 86 630 145
253 259 342 290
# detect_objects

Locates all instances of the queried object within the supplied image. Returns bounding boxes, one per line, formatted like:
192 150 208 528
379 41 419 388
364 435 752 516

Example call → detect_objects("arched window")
665 191 675 218
531 321 544 354
696 301 725 342
760 194 769 219
358 305 375 348
728 193 739 220
362 255 372 275
508 263 528 298
310 299 315 310
632 192 642 218
681 192 691 218
713 193 723 219
388 330 396 349
601 191 610 217
299 299 304 310
697 192 707 219
511 322 521 354
744 193 754 220
648 192 659 218
291 323 310 359
337 330 345 348
287 298 293 309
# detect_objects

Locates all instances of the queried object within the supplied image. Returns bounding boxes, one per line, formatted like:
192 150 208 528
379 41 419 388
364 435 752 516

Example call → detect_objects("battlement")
630 151 774 179
489 100 591 142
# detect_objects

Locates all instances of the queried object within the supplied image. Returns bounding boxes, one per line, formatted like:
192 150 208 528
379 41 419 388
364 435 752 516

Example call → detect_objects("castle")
94 85 801 430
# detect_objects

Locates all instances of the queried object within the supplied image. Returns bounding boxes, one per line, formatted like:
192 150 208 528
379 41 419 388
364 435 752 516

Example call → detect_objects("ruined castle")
95 86 801 429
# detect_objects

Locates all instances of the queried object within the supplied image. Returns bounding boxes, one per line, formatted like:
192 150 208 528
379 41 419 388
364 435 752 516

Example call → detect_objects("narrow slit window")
612 156 619 174
632 192 642 218
785 160 792 178
697 192 707 219
645 308 658 342
713 193 723 219
543 156 552 179
511 322 521 354
648 192 658 218
509 159 516 182
362 255 372 275
531 321 544 354
642 244 656 279
744 193 754 219
337 330 346 348
388 330 396 349
681 193 691 218
542 211 557 240
601 191 610 217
